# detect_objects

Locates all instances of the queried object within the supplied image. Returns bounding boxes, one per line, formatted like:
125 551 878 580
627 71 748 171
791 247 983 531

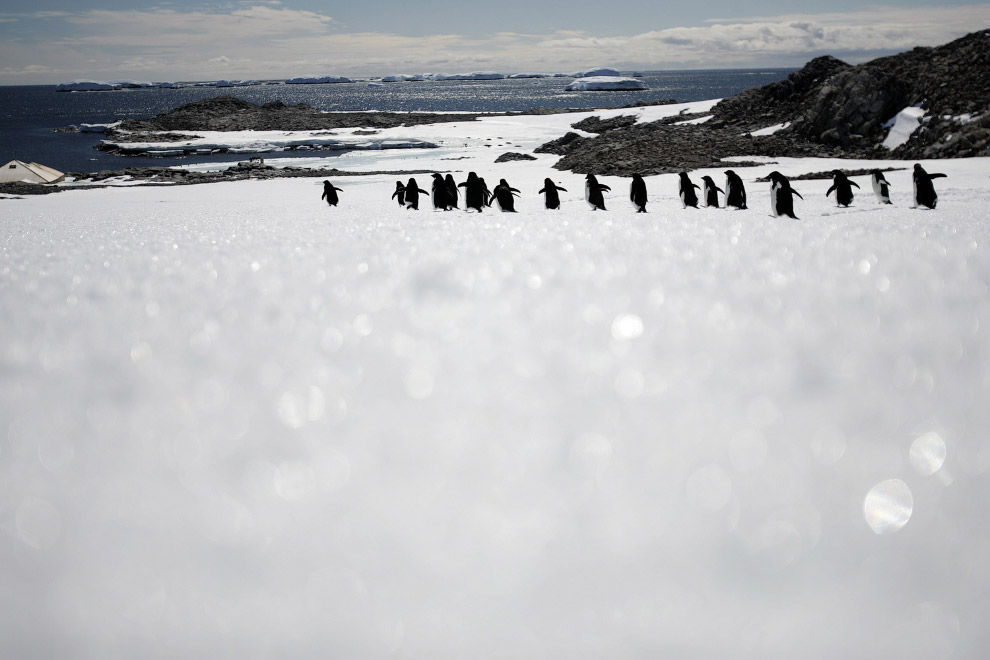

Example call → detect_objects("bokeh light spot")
910 432 947 476
864 478 913 534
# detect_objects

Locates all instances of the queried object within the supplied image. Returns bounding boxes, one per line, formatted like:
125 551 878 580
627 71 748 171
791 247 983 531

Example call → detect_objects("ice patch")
565 76 648 91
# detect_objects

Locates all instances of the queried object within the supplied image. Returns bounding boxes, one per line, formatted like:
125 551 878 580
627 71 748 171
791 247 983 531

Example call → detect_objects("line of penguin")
320 164 948 215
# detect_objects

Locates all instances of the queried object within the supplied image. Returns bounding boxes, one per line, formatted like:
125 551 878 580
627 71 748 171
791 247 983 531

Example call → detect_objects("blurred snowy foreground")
2 100 990 660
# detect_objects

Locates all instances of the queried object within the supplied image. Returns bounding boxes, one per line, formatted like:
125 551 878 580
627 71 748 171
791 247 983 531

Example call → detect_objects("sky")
0 1 988 84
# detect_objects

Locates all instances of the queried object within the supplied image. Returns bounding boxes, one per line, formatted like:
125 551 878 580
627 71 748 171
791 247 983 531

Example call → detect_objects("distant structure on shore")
0 160 65 184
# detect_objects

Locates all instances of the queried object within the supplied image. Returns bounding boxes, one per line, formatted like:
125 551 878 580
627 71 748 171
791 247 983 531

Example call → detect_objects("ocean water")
0 70 793 174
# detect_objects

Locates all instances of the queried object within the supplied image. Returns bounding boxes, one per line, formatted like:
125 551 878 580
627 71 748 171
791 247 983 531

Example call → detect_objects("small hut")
1 160 65 184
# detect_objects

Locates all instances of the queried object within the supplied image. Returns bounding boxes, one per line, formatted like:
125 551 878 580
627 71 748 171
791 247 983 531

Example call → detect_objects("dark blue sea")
0 70 793 174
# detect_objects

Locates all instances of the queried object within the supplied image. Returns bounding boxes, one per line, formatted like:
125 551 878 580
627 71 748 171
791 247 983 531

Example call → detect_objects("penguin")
321 180 343 207
390 180 406 207
489 178 520 212
701 176 723 208
724 170 747 210
629 174 648 213
912 163 947 209
538 177 568 210
678 172 700 208
825 170 860 207
478 177 493 207
445 174 459 209
403 177 429 210
768 171 803 219
585 174 611 210
870 169 893 204
431 173 451 210
458 172 486 212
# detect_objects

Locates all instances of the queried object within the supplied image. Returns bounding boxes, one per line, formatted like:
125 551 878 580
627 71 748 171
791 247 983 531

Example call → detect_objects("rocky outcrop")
111 96 482 134
541 29 990 175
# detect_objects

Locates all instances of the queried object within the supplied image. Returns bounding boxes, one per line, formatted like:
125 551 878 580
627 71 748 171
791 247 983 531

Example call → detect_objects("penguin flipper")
826 184 836 197
930 173 948 179
793 190 804 200
851 181 861 189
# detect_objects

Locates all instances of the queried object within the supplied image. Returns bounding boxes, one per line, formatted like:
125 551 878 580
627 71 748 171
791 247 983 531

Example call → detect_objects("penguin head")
394 181 403 189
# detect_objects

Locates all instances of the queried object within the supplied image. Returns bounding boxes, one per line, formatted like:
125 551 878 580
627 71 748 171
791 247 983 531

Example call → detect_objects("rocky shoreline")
5 30 986 196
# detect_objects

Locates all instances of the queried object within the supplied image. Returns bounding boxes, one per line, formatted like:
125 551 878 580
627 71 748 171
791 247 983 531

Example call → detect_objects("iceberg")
55 80 117 92
565 76 648 91
109 80 155 89
381 74 427 82
285 75 353 84
429 72 505 81
569 67 622 78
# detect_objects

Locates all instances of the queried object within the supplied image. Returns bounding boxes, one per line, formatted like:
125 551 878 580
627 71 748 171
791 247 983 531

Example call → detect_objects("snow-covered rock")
882 105 927 150
565 76 648 91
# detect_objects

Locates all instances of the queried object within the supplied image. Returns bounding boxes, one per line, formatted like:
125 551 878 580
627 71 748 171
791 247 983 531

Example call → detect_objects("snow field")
2 109 990 659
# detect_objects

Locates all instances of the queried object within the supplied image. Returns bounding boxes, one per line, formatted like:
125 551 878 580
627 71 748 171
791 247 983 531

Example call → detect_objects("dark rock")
570 115 638 133
494 152 537 162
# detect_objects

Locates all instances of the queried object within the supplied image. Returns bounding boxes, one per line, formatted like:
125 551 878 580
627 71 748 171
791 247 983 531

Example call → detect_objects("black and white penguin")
724 170 748 209
390 180 406 207
458 172 486 212
585 174 611 210
826 170 860 207
538 178 568 210
321 180 343 207
478 177 493 206
431 173 452 210
489 178 521 212
629 174 648 213
870 169 893 204
678 172 700 208
701 176 723 208
404 177 429 210
445 174 459 209
768 171 803 219
912 163 947 209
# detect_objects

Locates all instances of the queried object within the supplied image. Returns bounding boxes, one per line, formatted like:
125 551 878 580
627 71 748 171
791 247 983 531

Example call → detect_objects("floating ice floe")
882 105 927 150
565 76 648 91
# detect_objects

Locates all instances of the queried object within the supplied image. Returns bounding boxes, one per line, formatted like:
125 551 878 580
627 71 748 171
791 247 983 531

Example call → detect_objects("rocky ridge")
544 29 990 175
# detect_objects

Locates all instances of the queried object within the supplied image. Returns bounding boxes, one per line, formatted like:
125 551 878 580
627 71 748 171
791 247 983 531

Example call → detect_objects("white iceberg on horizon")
109 80 154 89
565 76 648 91
569 67 622 78
55 80 117 92
285 75 353 85
429 72 505 81
381 74 427 82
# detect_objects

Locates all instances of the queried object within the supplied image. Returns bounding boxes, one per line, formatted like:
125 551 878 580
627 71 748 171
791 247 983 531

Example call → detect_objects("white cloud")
1 4 988 83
